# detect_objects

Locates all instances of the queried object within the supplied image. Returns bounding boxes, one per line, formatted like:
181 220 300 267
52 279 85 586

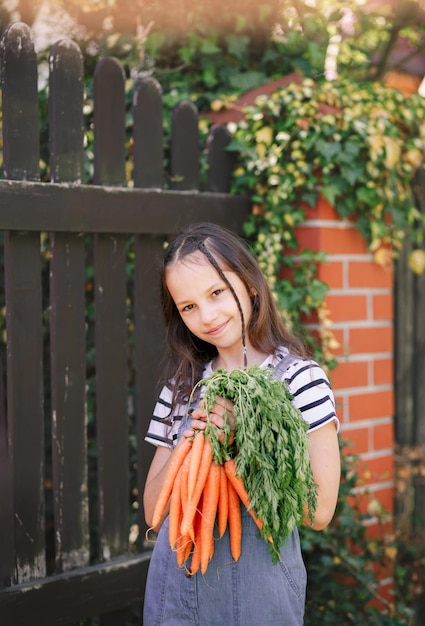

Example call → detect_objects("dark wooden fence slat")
132 76 166 546
50 233 89 572
1 21 45 586
48 37 89 574
93 57 126 186
394 241 415 445
133 234 166 541
93 56 129 560
94 234 129 560
412 171 425 530
394 169 425 538
0 346 14 589
93 56 130 565
0 22 39 181
207 124 235 193
4 233 45 583
412 170 425 444
171 100 200 190
0 553 149 626
49 39 84 183
396 168 425 448
0 181 252 234
414 264 425 443
133 76 164 189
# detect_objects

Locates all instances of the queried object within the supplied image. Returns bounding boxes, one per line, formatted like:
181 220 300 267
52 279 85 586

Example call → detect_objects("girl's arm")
304 421 341 530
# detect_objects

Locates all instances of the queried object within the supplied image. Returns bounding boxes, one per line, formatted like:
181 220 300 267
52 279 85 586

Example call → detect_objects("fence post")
133 76 163 189
48 38 89 573
206 124 235 193
93 57 130 563
171 100 200 190
0 21 45 584
132 76 166 547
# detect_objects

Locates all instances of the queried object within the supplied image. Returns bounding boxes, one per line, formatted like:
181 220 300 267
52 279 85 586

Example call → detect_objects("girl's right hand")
191 396 235 444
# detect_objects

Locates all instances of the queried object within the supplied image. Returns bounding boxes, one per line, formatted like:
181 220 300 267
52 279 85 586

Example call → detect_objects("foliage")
6 1 425 89
301 442 415 625
277 0 425 82
393 445 425 617
225 76 425 367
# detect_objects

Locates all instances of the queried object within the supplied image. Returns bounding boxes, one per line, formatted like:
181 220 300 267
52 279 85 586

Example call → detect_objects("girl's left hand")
190 396 235 444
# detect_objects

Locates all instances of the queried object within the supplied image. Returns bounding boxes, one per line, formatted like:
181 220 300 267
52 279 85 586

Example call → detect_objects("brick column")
298 195 395 521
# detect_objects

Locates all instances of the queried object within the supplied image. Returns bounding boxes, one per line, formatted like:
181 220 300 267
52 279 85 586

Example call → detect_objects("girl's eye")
182 304 195 312
212 288 224 297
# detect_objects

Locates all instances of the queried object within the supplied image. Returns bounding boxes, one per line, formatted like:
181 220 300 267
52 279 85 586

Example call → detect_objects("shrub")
301 441 415 625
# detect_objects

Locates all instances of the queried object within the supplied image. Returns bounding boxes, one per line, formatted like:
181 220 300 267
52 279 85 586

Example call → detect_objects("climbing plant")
223 76 425 368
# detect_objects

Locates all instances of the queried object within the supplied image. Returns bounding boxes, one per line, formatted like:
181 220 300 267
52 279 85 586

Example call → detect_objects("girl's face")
165 252 253 359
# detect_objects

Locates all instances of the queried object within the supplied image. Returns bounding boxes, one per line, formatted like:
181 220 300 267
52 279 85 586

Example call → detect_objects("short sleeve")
144 383 188 448
282 358 340 432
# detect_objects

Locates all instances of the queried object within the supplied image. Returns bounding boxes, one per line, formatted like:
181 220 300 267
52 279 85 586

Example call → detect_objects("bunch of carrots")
150 365 317 575
151 430 265 575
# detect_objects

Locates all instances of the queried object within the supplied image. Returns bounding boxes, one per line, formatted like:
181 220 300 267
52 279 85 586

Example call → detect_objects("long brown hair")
159 222 307 406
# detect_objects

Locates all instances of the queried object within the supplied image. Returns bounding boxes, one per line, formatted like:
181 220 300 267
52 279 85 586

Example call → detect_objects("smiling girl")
143 222 340 626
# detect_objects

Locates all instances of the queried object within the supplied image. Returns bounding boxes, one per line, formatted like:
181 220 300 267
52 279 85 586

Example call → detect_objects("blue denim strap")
272 353 298 380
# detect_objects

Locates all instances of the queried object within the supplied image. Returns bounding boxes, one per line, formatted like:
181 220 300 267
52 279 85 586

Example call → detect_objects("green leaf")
321 183 341 206
301 190 318 207
356 186 377 205
202 66 218 87
316 139 342 161
200 39 221 55
340 138 362 159
341 164 362 185
225 34 249 59
229 70 267 91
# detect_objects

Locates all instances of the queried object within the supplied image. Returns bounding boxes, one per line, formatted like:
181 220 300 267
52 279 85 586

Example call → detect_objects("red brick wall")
205 82 396 516
299 196 395 519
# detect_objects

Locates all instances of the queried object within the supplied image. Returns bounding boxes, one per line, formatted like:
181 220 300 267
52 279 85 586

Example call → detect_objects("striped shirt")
144 348 339 448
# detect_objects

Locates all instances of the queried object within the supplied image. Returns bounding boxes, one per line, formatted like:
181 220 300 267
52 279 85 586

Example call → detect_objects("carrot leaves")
190 365 318 563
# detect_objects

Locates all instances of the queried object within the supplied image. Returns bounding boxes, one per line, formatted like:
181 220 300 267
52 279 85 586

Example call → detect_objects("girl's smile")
206 321 229 336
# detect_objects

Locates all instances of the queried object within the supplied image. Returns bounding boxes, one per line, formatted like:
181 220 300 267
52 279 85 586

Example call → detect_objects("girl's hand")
190 396 235 444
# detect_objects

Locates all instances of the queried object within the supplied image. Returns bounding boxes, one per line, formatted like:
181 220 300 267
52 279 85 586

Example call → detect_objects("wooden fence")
394 169 425 536
0 22 250 625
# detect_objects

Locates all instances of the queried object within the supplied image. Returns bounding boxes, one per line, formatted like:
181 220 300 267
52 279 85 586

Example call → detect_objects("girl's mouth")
207 321 228 336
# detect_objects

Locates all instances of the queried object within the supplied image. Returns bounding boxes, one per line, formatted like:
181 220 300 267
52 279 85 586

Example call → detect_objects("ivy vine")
222 77 425 368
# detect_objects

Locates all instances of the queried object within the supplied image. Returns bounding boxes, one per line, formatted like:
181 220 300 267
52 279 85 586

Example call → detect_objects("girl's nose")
199 303 218 324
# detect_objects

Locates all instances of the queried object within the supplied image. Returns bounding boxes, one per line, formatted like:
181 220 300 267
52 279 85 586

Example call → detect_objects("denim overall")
143 355 307 626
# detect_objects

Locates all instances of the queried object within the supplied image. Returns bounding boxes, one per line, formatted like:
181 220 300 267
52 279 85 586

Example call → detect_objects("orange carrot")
200 462 221 574
217 463 229 538
187 431 205 501
151 438 192 528
224 458 265 534
168 464 183 549
176 533 193 568
180 449 191 511
188 504 203 575
227 478 242 562
180 438 213 539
